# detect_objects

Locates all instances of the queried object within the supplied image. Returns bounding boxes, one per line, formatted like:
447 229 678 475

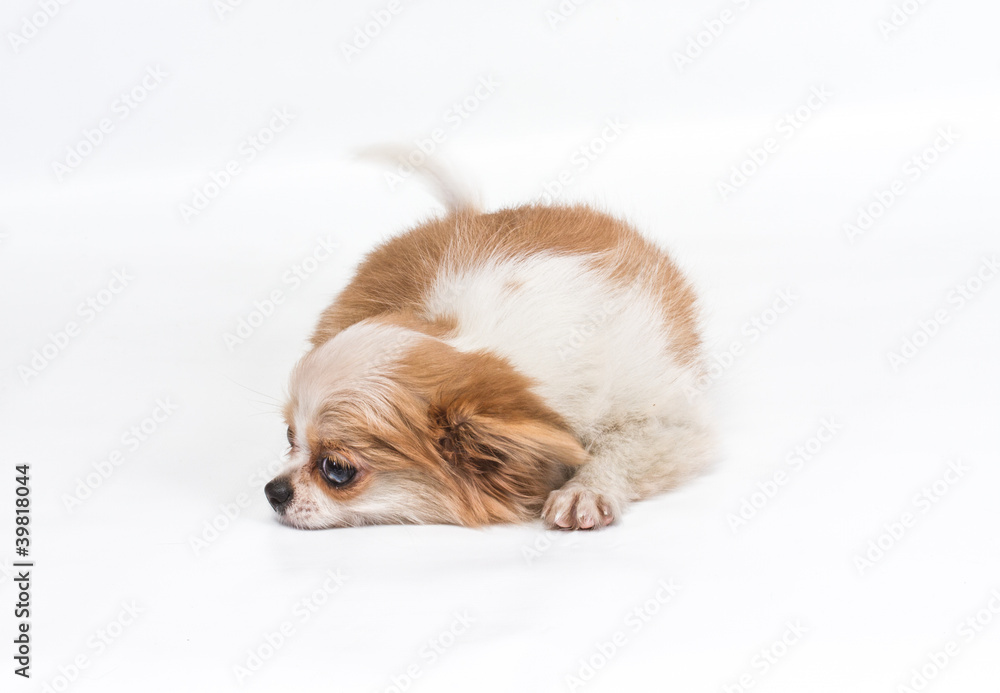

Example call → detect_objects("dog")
264 171 712 530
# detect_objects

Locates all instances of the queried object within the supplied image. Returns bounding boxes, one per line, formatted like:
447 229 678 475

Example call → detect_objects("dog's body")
266 202 711 530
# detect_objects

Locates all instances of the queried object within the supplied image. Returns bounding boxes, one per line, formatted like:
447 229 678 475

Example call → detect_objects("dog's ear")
428 395 587 523
398 343 587 523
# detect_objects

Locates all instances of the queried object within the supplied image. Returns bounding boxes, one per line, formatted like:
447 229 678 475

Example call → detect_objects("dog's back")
313 204 707 455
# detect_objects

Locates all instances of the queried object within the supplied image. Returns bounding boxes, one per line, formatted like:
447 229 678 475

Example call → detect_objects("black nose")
265 478 293 512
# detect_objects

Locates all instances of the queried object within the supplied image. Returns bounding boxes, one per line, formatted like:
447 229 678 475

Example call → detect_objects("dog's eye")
286 427 295 446
320 454 357 487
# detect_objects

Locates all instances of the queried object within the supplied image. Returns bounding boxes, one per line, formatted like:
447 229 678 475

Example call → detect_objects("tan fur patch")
394 340 588 525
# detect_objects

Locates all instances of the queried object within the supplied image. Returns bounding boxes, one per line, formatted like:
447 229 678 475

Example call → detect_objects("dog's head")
265 319 586 529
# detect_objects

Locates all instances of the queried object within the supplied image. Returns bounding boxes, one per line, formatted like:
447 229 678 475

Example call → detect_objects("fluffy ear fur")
399 341 589 525
428 389 587 525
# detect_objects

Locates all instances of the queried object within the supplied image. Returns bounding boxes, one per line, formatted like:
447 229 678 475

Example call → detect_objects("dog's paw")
542 485 616 530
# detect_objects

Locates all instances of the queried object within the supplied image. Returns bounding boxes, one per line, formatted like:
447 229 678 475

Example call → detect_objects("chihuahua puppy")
265 179 711 530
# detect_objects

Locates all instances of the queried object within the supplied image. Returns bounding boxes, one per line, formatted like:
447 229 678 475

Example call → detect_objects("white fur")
290 320 425 439
422 253 703 443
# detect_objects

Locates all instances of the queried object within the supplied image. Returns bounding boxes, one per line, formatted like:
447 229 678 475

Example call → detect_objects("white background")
1 1 999 691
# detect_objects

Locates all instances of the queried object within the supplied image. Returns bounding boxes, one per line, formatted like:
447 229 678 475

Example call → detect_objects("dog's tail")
356 145 479 214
